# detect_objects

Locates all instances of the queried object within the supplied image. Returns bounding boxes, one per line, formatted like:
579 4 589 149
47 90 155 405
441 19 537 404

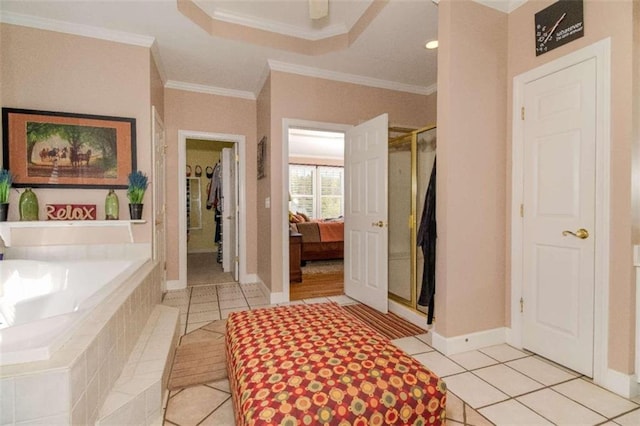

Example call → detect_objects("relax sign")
46 204 97 220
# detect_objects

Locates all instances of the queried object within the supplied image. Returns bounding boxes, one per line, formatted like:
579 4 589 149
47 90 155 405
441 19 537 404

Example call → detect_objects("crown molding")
268 60 436 96
150 42 167 84
165 80 256 100
212 8 347 41
472 0 527 13
0 11 155 47
255 63 272 96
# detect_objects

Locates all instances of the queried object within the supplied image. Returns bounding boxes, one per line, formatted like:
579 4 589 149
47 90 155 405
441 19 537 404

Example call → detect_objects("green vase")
19 188 39 221
105 189 119 220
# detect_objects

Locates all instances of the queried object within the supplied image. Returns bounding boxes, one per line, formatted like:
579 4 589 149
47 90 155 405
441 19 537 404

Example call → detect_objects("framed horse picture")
1 108 136 189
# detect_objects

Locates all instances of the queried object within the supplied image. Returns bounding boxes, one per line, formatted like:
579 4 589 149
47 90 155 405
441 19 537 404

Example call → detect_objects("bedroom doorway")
287 127 346 301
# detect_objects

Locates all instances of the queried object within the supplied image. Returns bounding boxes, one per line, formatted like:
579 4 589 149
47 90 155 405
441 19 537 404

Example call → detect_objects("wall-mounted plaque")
535 0 584 56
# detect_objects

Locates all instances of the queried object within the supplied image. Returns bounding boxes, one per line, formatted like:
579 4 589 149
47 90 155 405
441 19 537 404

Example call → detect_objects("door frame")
178 130 247 287
151 106 167 290
509 38 611 384
281 119 351 300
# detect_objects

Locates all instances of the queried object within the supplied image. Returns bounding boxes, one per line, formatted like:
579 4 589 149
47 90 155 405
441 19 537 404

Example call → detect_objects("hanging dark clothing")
417 157 436 325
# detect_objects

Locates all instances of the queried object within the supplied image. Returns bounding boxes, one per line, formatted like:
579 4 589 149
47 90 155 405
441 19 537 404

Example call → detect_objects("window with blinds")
289 164 344 219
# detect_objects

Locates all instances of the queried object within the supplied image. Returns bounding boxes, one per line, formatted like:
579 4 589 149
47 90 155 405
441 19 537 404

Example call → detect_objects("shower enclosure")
388 126 437 315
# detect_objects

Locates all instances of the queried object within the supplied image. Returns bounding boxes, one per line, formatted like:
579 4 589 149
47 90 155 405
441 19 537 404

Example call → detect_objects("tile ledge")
96 304 179 425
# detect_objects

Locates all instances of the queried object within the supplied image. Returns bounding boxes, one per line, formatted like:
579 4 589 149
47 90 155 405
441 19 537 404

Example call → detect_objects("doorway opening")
287 127 346 300
178 130 247 290
282 120 351 302
186 139 236 286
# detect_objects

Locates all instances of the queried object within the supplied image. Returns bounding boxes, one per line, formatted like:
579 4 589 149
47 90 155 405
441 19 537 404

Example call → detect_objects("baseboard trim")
270 291 288 304
165 279 184 291
599 369 639 399
388 300 430 331
431 327 507 356
241 273 259 285
250 278 288 304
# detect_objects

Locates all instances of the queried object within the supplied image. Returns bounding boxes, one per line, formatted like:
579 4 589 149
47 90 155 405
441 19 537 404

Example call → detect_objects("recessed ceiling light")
425 40 438 50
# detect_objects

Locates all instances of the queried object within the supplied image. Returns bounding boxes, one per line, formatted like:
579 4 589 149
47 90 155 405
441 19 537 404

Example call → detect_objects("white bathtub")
0 259 146 366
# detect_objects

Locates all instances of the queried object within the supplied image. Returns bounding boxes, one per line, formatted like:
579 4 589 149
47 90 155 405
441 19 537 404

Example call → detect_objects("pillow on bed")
296 211 309 222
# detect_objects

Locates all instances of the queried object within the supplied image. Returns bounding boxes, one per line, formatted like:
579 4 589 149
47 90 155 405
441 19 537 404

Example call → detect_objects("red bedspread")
226 303 446 425
317 221 344 242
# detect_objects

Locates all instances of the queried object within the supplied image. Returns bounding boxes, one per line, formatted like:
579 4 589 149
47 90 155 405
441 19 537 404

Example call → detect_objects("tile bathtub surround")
96 305 180 426
163 284 640 426
5 242 151 261
1 260 163 425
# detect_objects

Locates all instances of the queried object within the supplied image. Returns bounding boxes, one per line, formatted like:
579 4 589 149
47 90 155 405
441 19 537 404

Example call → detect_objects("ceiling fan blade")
309 0 329 19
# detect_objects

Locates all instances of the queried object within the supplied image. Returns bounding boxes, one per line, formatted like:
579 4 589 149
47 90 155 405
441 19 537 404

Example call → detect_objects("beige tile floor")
162 268 640 425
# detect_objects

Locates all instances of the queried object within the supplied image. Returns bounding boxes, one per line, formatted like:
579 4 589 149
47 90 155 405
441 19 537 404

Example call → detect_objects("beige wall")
0 24 153 242
507 0 637 374
164 88 257 281
633 0 640 243
436 0 508 337
256 76 272 289
266 71 437 293
150 53 165 119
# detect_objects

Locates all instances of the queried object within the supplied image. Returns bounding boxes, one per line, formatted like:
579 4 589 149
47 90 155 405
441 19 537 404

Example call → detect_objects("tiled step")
96 305 180 425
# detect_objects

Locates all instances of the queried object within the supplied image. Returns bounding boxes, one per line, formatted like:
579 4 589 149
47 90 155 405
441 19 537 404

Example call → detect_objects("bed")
226 302 446 425
291 220 344 261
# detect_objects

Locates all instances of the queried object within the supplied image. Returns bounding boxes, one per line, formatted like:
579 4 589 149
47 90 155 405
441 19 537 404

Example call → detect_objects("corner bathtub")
0 259 146 366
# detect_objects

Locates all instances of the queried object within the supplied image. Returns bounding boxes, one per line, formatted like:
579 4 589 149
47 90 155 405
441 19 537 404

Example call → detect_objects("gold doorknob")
371 220 385 227
562 228 589 239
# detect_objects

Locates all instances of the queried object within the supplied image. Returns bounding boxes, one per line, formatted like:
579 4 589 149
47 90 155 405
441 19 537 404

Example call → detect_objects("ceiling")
0 0 441 98
0 0 523 99
289 128 345 160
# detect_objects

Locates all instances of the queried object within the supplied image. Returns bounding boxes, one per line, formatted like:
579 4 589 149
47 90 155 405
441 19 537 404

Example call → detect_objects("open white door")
344 113 389 313
151 106 167 288
222 147 239 279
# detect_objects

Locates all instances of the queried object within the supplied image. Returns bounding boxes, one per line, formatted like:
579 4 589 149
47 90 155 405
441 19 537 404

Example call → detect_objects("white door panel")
522 58 596 376
222 147 238 279
344 114 388 313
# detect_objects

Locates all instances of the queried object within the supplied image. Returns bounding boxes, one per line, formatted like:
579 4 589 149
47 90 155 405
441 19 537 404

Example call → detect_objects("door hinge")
408 214 414 229
521 107 525 120
235 256 239 262
520 204 524 218
520 297 524 313
235 154 239 162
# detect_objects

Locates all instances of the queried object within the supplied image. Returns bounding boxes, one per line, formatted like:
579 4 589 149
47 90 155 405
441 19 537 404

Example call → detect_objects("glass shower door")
388 127 437 312
388 134 414 304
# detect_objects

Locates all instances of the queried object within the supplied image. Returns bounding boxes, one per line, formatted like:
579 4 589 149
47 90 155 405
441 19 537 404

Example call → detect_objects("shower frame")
387 124 436 313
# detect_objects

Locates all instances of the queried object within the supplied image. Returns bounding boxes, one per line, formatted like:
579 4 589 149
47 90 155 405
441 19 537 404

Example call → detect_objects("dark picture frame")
257 136 267 180
2 108 136 189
